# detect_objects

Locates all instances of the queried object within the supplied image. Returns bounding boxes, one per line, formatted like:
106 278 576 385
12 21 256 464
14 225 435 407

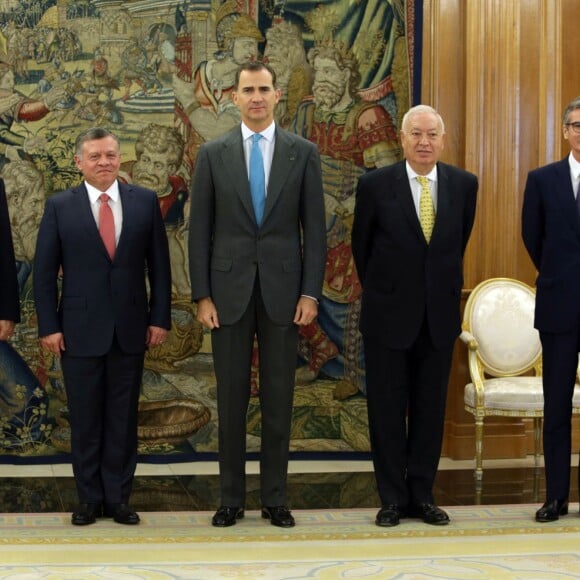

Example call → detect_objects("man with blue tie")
34 128 172 526
522 96 580 523
189 61 326 528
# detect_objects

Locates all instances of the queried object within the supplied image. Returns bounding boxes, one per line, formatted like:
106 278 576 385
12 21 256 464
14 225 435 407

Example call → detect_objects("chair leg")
474 417 484 481
533 417 542 468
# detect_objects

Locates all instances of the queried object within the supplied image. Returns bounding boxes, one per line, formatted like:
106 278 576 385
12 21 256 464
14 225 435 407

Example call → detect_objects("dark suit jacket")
188 125 326 325
352 160 478 349
0 180 19 323
522 157 580 333
33 181 171 356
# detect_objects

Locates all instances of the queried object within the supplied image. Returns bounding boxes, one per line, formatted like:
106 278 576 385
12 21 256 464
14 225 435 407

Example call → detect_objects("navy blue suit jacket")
522 157 580 333
33 181 171 356
0 181 19 323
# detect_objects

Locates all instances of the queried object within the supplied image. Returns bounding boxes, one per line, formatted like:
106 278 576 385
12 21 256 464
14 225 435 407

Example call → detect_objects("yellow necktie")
417 176 435 242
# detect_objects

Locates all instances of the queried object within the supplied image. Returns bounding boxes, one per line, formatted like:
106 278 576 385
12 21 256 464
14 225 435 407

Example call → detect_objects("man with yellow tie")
352 105 478 527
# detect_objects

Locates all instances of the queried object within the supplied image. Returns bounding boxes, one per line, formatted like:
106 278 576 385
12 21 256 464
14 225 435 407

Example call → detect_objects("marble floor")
0 457 577 514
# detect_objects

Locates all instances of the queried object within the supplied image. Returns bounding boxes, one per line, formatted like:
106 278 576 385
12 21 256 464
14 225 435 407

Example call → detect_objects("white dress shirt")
405 161 438 216
241 121 276 195
86 180 123 246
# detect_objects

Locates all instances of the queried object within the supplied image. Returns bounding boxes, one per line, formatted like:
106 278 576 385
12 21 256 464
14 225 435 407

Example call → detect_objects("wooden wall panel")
422 0 580 462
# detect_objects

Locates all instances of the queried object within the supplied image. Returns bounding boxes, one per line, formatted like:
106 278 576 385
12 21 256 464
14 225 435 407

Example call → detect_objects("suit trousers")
211 276 298 507
540 319 580 501
61 336 144 505
364 317 454 507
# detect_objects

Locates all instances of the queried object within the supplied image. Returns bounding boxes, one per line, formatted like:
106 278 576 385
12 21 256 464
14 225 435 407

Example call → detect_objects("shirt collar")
85 180 120 204
405 161 438 183
241 121 276 143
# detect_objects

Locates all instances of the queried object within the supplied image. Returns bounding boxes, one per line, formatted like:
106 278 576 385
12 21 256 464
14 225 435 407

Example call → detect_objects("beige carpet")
1 505 580 578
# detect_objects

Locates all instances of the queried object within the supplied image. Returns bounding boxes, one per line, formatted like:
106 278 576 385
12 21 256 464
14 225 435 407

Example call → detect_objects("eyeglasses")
565 122 580 134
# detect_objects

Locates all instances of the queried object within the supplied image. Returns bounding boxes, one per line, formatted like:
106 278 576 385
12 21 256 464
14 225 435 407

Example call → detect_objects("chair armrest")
460 331 486 408
460 330 479 350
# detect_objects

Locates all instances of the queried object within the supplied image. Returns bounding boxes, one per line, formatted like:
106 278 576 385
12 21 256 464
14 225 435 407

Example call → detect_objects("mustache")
313 79 343 92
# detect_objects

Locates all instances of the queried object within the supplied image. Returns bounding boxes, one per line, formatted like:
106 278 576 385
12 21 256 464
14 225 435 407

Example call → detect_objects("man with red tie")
34 127 172 526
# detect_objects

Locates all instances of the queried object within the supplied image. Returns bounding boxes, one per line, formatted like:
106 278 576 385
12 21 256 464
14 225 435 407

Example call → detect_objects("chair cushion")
468 282 541 375
465 377 543 411
465 378 580 411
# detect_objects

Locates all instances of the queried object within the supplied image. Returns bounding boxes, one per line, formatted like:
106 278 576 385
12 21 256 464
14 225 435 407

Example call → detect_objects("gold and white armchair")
460 278 544 481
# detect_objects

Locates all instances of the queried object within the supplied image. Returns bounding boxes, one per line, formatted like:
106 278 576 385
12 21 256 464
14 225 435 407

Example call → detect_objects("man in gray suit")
189 61 326 528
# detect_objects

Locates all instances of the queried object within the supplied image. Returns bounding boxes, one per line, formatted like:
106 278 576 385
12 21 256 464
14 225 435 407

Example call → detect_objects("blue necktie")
249 133 265 225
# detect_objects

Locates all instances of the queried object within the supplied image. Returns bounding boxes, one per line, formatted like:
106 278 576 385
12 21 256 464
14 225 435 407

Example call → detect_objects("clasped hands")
196 296 318 330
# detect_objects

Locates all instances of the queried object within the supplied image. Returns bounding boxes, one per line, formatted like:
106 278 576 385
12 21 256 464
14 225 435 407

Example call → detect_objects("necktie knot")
253 133 262 145
100 193 110 203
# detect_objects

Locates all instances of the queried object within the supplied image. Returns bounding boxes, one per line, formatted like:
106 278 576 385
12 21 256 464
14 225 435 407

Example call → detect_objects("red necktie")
99 193 115 259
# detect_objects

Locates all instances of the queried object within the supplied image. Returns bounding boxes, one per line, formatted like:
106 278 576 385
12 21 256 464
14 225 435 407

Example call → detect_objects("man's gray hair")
401 105 446 134
563 96 580 125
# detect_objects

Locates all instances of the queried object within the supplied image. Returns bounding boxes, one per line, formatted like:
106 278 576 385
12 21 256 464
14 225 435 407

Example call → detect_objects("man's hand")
40 332 65 357
147 325 168 347
0 320 15 341
293 296 318 326
196 297 220 329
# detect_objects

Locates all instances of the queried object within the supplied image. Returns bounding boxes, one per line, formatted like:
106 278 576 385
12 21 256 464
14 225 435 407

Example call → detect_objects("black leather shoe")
535 499 568 522
212 506 244 527
71 503 102 526
408 503 450 525
261 506 295 528
375 505 405 527
104 503 140 525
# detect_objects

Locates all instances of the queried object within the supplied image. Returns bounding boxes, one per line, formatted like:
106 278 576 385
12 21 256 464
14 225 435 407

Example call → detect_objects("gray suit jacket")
189 125 326 325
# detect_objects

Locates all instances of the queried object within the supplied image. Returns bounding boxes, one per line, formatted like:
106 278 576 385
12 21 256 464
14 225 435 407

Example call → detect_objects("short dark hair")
234 61 277 91
75 127 120 157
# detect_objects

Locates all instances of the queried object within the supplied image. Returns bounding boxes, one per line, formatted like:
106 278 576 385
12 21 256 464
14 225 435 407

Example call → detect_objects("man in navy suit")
522 96 580 523
34 128 171 526
352 105 478 527
0 180 19 339
189 61 326 528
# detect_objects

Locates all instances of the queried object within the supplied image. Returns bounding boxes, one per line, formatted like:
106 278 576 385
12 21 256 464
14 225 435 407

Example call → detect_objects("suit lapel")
73 184 112 260
392 162 425 242
221 129 257 224
116 182 134 258
432 162 452 244
263 128 296 223
552 159 579 235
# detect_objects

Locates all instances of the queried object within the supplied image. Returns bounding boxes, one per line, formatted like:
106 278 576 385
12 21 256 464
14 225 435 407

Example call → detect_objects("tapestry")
0 0 418 460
